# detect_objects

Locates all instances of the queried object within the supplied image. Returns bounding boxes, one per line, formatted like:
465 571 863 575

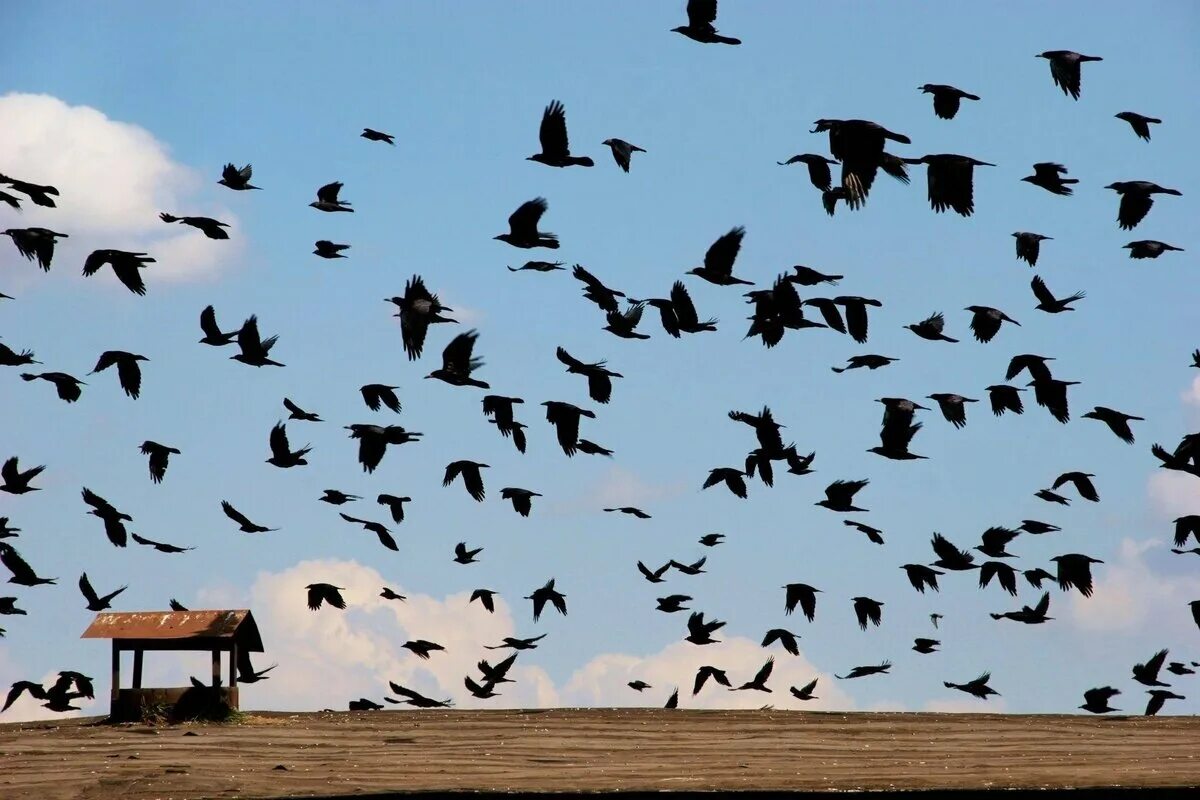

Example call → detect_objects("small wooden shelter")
81 609 263 720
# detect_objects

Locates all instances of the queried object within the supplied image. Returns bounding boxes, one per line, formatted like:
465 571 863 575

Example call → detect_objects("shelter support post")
211 650 220 687
132 649 144 689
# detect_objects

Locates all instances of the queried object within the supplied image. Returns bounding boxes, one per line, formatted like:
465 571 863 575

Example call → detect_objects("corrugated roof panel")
80 609 262 650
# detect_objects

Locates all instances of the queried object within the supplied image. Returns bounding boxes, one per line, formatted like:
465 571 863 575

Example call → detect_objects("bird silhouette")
500 487 541 517
1132 649 1170 687
306 584 346 611
218 163 259 190
21 372 85 402
1052 553 1104 597
361 128 395 145
1079 686 1120 714
672 0 740 45
1037 51 1102 100
82 249 153 295
601 138 645 172
790 678 819 701
470 589 497 613
130 533 194 553
1114 112 1160 142
426 330 489 388
160 212 229 239
1081 407 1143 444
0 544 55 586
78 573 127 611
314 240 350 259
687 227 753 286
1022 162 1077 196
685 611 725 645
221 501 278 534
903 154 994 216
0 458 44 495
816 479 869 512
495 197 558 249
81 488 131 547
944 672 999 700
905 312 959 342
966 306 1020 343
1105 181 1182 230
1124 240 1183 259
1013 232 1052 266
1145 690 1185 716
991 591 1052 624
778 154 838 191
0 174 59 207
388 275 456 361
310 181 353 212
2 228 68 271
339 513 397 551
231 316 284 367
783 583 820 621
454 542 483 564
732 657 775 692
444 460 488 501
919 84 980 119
852 596 884 630
836 662 891 680
139 441 179 483
528 101 593 167
526 578 567 622
266 422 310 468
761 629 800 656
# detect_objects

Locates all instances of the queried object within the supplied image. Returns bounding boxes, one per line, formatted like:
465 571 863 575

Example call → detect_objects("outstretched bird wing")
539 101 571 160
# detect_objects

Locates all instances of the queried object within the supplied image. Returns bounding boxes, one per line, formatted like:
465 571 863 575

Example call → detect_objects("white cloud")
1148 471 1199 520
1184 376 1200 408
1065 538 1200 632
0 92 241 286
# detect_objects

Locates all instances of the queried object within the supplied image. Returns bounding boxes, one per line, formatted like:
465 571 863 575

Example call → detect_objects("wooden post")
228 643 238 688
110 642 120 707
211 650 220 687
132 650 144 689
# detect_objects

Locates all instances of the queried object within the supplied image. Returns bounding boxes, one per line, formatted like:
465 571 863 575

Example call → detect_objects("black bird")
349 698 382 711
1029 377 1080 424
484 634 546 651
0 190 19 210
0 518 19 538
464 676 499 699
1022 162 1077 196
0 597 26 614
919 84 980 119
700 533 725 547
454 542 483 564
638 561 671 583
1081 406 1143 444
845 520 884 545
0 457 43 495
478 654 518 683
526 578 567 622
836 662 891 680
1173 516 1200 548
1124 240 1183 259
986 385 1025 416
314 240 350 259
979 561 1019 596
470 589 497 613
1024 568 1056 589
903 154 994 216
376 494 410 523
965 306 1020 343
1031 275 1086 314
789 266 843 286
1132 649 1170 687
500 488 541 517
444 460 488 502
913 638 940 654
542 401 595 456
236 652 276 684
0 544 55 586
388 683 452 708
130 533 194 553
495 197 558 249
832 296 883 344
310 181 353 212
2 228 68 271
601 138 646 172
218 163 259 190
657 595 692 613
1167 662 1196 676
266 422 310 468
1052 553 1104 597
1037 51 1102 99
361 384 402 413
90 351 148 399
693 666 731 695
670 557 707 575
346 424 423 473
1079 686 1120 714
78 573 127 611
82 249 153 295
556 347 622 404
991 591 1052 624
0 174 59 207
159 212 229 240
572 264 626 312
1145 690 1185 717
361 127 395 145
0 340 38 367
811 119 912 210
1036 489 1071 506
976 526 1020 559
944 672 999 700
81 488 131 547
221 500 277 534
577 439 614 457
778 154 838 191
1053 471 1099 502
139 441 179 484
638 281 718 337
852 596 884 630
199 305 239 347
1105 181 1183 230
402 640 445 660
733 658 775 692
930 532 977 571
339 513 397 551
816 479 869 512
906 312 958 342
320 490 360 505
901 564 944 594
930 614 943 629
509 260 564 272
380 588 406 602
671 0 740 45
603 301 651 341
628 680 651 692
703 468 749 499
729 406 786 455
232 315 284 367
1007 353 1056 383
762 628 800 656
483 395 527 453
1013 232 1052 266
685 611 725 645
832 355 897 374
387 275 456 361
426 330 489 388
791 678 819 701
1115 112 1160 142
687 227 753 286
928 394 977 429
804 297 846 334
528 101 593 168
306 584 346 611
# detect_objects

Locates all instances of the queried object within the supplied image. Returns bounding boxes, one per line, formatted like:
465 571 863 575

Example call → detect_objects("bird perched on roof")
218 163 259 190
495 197 558 249
159 212 229 239
528 101 593 167
1013 232 1051 266
309 182 353 212
2 228 68 271
918 84 980 119
671 0 740 45
1114 112 1160 142
1022 162 1077 196
361 127 395 145
1037 51 1102 99
1105 181 1182 230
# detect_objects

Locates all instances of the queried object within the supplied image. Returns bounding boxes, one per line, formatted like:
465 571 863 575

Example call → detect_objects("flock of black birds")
1 1 1197 717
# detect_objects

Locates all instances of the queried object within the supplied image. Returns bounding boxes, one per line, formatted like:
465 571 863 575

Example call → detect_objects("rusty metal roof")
81 609 263 651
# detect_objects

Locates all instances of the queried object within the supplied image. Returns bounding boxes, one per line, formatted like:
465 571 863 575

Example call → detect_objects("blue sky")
1 1 1198 718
